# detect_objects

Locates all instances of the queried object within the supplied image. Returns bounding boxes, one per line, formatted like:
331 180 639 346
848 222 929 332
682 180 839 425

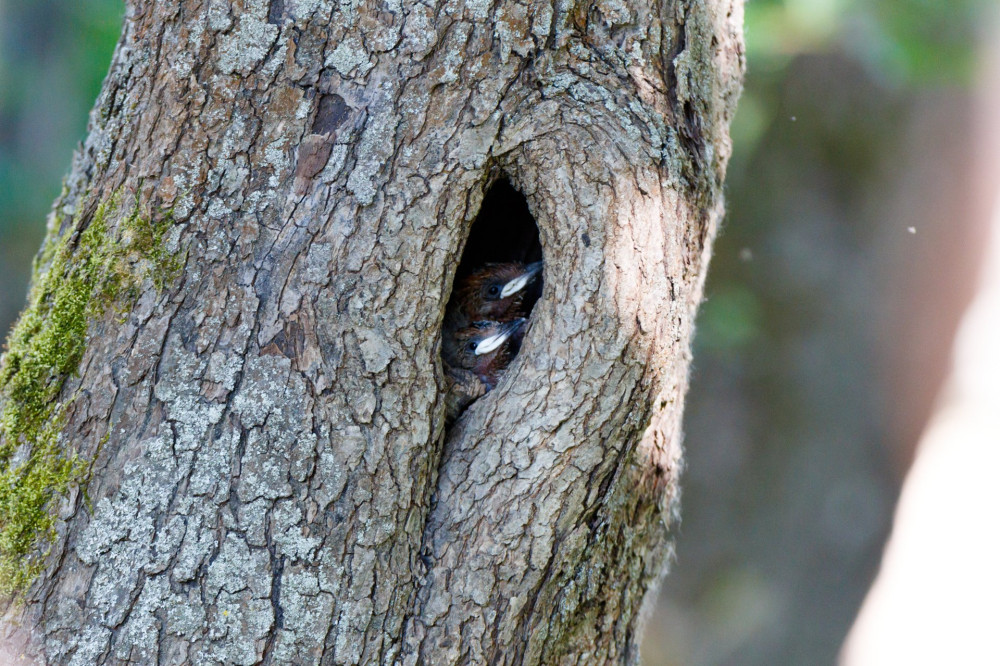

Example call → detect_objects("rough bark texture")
1 0 742 663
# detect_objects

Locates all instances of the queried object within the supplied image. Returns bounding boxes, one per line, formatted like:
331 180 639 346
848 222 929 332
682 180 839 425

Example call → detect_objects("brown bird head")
443 318 527 390
451 261 543 325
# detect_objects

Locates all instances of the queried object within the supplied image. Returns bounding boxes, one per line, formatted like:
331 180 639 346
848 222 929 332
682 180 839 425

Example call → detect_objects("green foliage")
0 190 178 596
697 286 764 353
745 0 990 84
0 0 124 233
866 0 986 83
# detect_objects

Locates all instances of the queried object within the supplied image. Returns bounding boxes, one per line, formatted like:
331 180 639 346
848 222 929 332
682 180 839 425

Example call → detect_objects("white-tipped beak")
499 275 530 299
499 262 543 298
474 331 509 356
474 318 527 356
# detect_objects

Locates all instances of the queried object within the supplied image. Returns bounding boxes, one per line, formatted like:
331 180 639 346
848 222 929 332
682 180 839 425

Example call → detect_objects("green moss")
0 189 180 596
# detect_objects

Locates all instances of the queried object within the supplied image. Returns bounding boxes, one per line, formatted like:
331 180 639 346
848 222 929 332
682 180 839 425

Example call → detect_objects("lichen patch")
216 0 279 75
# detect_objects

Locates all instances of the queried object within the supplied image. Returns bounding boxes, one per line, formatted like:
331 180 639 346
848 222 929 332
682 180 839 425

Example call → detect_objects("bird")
444 318 528 388
443 318 528 422
444 261 543 333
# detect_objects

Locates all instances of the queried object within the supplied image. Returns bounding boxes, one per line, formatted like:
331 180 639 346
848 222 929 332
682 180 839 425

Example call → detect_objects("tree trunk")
0 0 743 663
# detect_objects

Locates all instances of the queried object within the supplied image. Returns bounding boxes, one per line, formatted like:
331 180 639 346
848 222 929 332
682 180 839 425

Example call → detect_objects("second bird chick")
443 318 527 389
442 318 528 422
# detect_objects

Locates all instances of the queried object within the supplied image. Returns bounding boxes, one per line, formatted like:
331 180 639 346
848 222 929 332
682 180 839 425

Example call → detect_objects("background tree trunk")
0 0 742 662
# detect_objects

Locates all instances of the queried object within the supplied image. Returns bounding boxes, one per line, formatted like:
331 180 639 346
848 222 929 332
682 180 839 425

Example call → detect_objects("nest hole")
449 176 544 325
456 178 543 277
441 178 543 422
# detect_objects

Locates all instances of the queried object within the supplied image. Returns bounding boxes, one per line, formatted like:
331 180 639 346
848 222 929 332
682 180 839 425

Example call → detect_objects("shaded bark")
1 0 743 662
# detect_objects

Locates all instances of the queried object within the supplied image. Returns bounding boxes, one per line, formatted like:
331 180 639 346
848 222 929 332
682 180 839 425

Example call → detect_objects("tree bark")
1 0 743 663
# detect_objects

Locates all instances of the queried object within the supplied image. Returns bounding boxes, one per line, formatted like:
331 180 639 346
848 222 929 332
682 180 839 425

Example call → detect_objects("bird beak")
499 261 544 299
474 318 527 355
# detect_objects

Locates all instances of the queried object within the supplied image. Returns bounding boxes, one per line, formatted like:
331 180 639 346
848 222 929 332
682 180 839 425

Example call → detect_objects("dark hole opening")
456 178 543 278
441 178 543 422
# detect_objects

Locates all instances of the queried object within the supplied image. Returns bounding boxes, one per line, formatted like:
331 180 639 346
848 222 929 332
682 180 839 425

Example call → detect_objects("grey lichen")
216 0 279 75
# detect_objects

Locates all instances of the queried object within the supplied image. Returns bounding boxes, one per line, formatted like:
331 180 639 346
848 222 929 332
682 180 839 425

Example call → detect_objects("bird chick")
445 318 527 388
443 318 527 422
445 261 543 333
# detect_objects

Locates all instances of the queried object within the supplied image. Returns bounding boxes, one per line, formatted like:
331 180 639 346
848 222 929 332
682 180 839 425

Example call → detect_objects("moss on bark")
0 190 179 596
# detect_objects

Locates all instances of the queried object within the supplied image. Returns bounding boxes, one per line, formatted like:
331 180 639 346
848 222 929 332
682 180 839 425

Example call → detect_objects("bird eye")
487 285 500 297
467 341 478 352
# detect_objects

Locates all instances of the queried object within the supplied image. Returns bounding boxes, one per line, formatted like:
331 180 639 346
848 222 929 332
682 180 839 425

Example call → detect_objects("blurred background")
1 1 997 663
